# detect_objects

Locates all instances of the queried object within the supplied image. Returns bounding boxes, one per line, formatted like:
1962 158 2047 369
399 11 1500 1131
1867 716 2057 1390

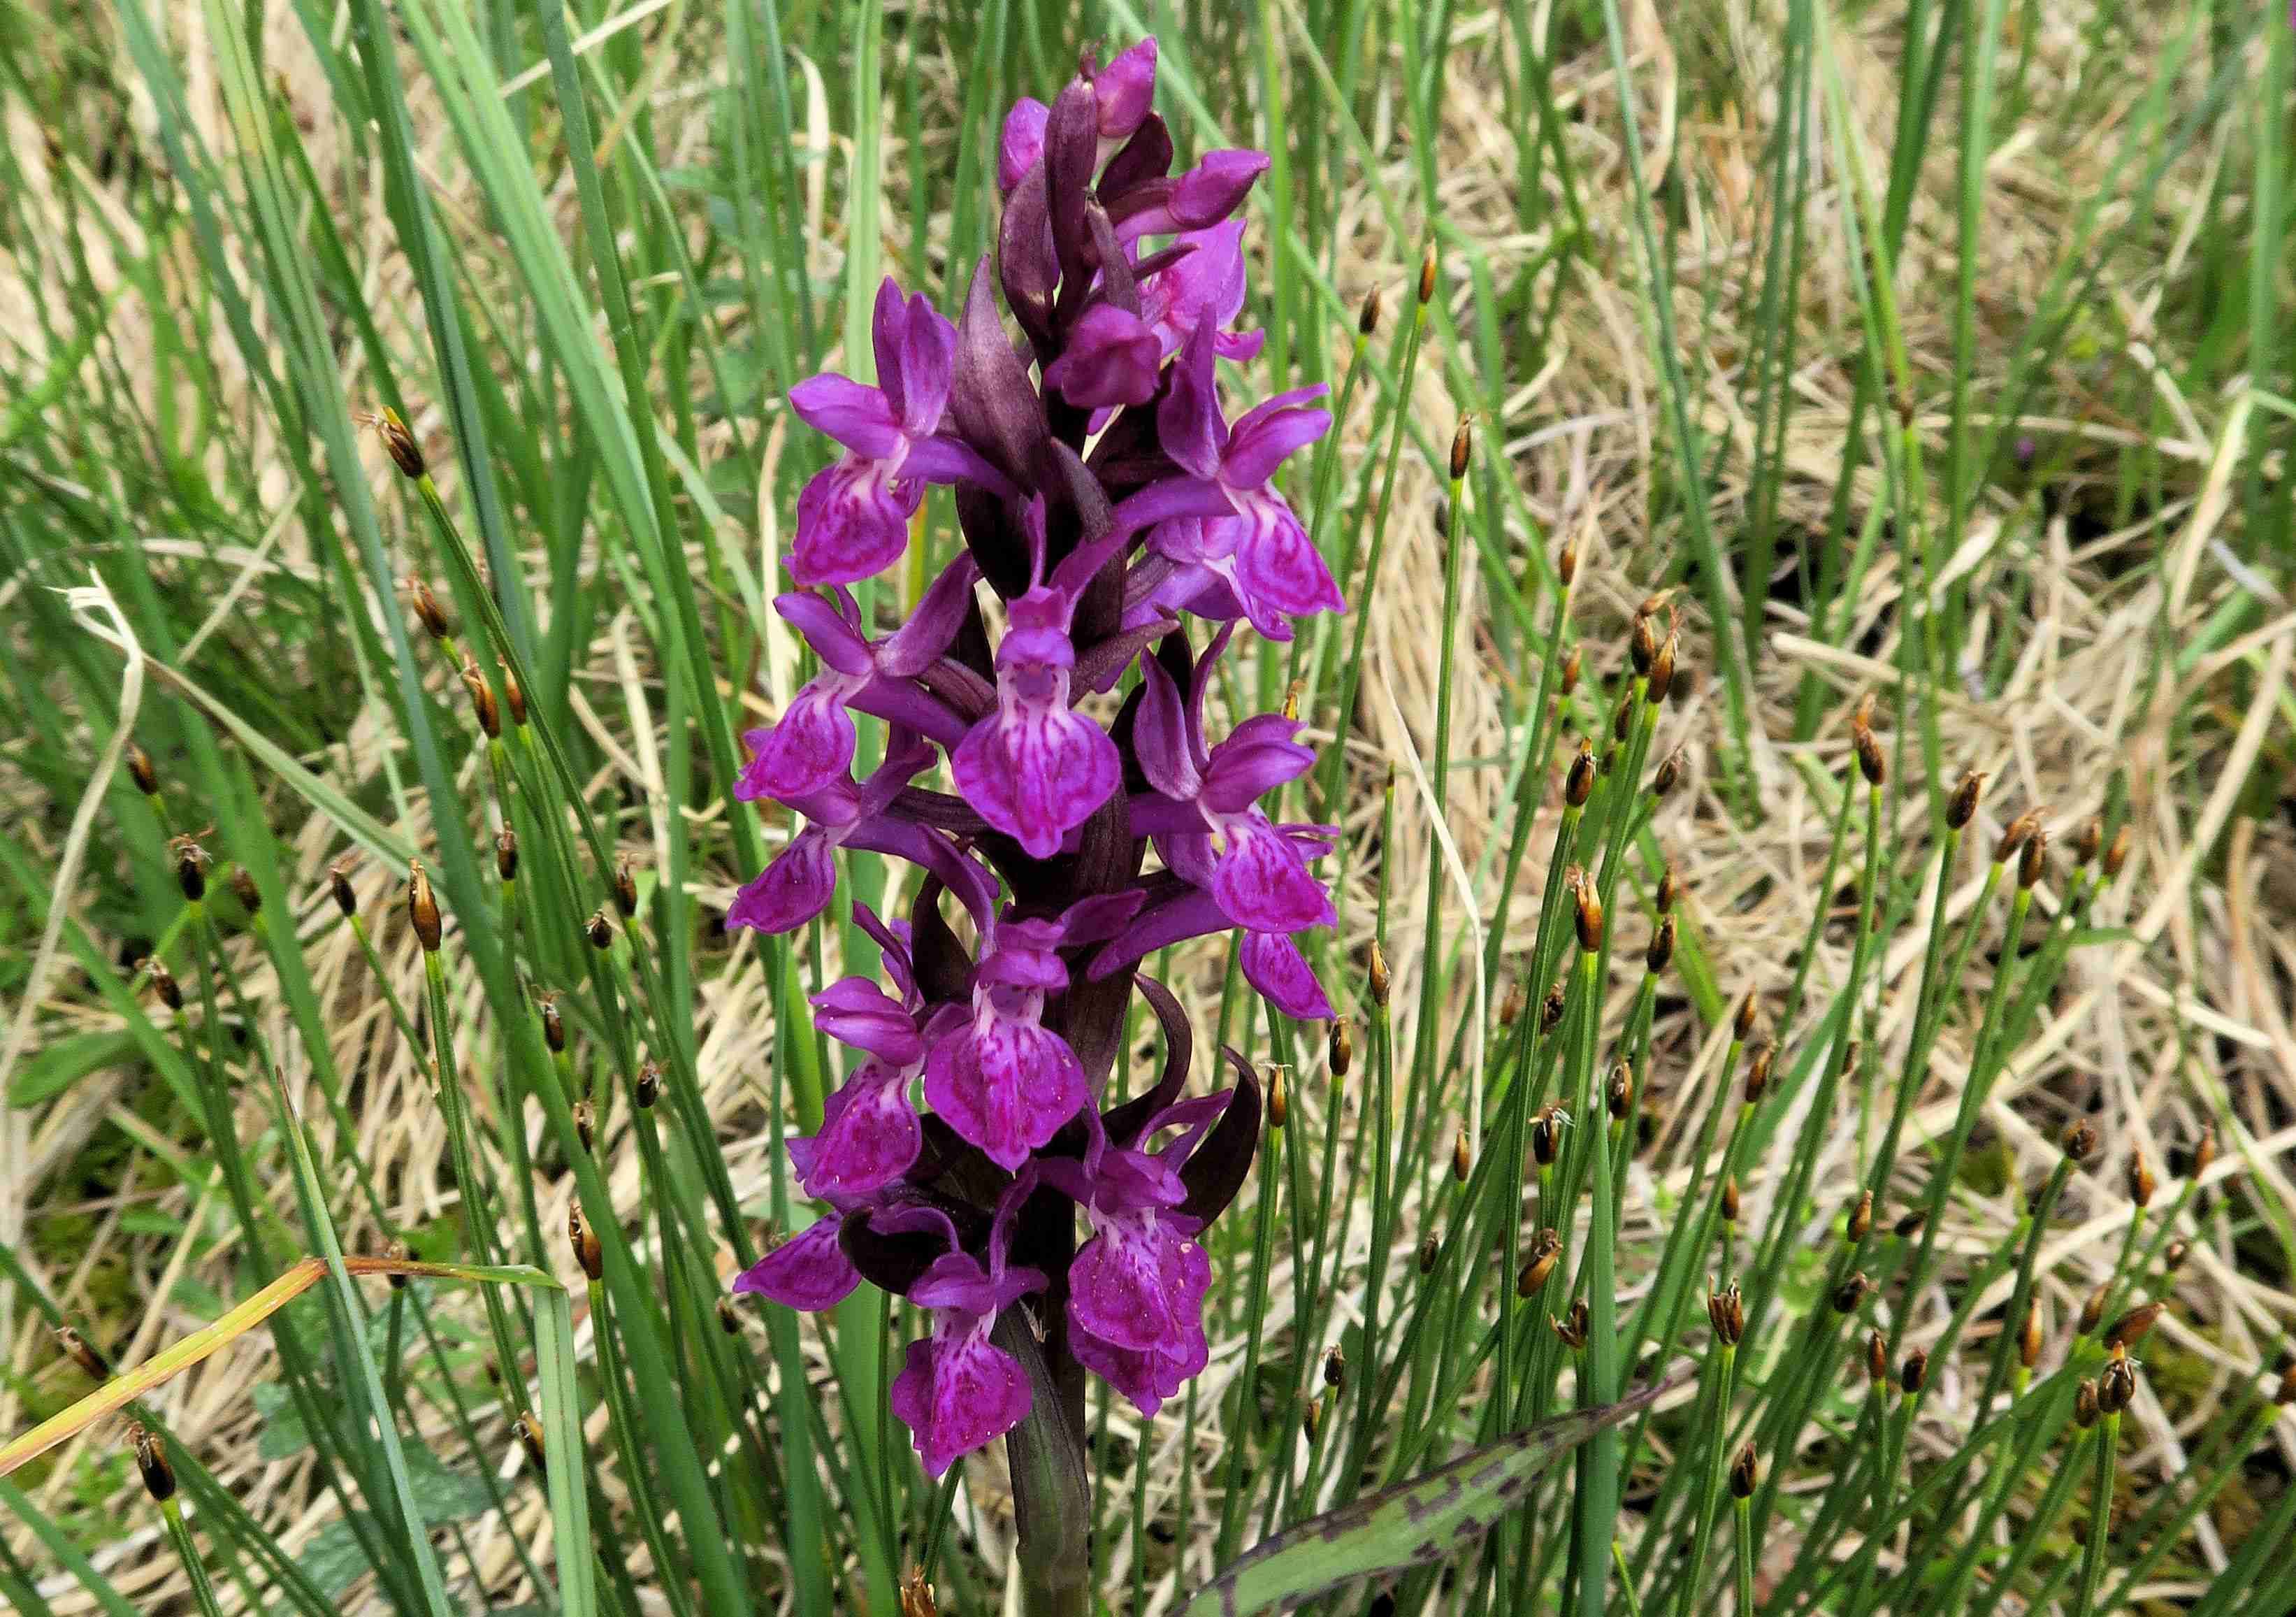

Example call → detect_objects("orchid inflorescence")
730 37 1345 1478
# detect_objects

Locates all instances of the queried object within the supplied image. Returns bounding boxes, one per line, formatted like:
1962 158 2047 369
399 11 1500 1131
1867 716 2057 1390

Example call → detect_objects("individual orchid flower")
791 976 962 1200
948 501 1127 858
886 1185 1047 1477
789 280 1009 587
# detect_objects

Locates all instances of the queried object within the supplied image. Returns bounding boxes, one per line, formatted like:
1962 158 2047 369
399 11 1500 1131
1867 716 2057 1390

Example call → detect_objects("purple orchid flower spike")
728 727 966 934
999 97 1050 193
737 559 982 803
950 499 1127 857
789 280 1009 586
887 1181 1048 1476
1115 319 1341 642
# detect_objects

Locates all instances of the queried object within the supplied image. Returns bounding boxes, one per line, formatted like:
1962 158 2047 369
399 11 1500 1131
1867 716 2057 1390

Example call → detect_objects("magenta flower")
788 280 1008 586
734 34 1331 1487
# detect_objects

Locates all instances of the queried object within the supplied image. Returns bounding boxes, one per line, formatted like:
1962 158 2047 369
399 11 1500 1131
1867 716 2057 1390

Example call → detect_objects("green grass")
1 1 2292 1614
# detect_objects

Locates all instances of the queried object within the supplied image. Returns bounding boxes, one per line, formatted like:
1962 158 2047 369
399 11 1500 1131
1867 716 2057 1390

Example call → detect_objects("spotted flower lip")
735 32 1337 1479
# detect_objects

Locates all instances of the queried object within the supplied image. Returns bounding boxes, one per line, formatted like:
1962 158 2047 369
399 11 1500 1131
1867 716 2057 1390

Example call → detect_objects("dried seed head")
1656 865 1680 914
1540 984 1567 1035
1744 1042 1775 1107
146 959 182 1013
171 834 210 903
127 741 159 798
1417 243 1438 306
635 1059 662 1109
1647 631 1679 705
2019 1302 2044 1369
376 406 426 478
718 1296 742 1335
329 856 359 919
57 1325 110 1381
1607 1063 1632 1123
2018 828 2049 890
1452 1128 1471 1182
385 1238 410 1290
1449 420 1473 482
2106 1303 2163 1350
586 908 614 950
1630 608 1661 677
1368 942 1391 1009
461 659 500 739
1499 979 1526 1028
2163 1237 2189 1273
1900 1348 1928 1396
1734 991 1759 1044
1866 1328 1889 1387
1269 1068 1290 1130
2079 1283 2109 1336
1833 1272 1872 1314
131 1423 175 1502
514 1409 547 1472
1329 1018 1353 1079
1708 1281 1745 1347
1531 1107 1564 1169
2063 1119 2099 1163
2098 1351 2137 1416
900 1567 939 1617
2192 1126 2217 1181
1720 1177 1740 1225
1566 740 1597 807
1946 770 1984 831
1847 1188 1874 1245
572 1099 597 1154
2076 816 2103 868
568 1202 604 1281
2074 1379 2100 1428
537 992 564 1054
1552 1300 1589 1350
407 861 442 952
612 855 639 919
1322 1346 1347 1390
2103 826 2130 878
229 866 261 917
503 668 528 728
1728 1443 1760 1500
1571 870 1604 952
1851 698 1886 786
1417 1234 1440 1275
2126 1149 2156 1209
1302 1395 1323 1442
1358 285 1382 337
1611 689 1636 745
496 825 519 883
406 577 453 642
1557 539 1579 589
1647 914 1677 976
1993 810 2042 866
1518 1228 1563 1296
1559 649 1582 696
1893 1208 1928 1240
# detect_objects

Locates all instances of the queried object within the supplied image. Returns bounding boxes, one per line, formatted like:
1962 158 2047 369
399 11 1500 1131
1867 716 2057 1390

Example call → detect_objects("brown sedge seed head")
1367 942 1391 1009
1530 1106 1562 1169
1560 649 1582 696
1656 865 1680 914
461 659 500 739
2098 1350 2137 1416
1629 608 1661 677
1553 1300 1589 1351
1557 538 1578 589
1518 1228 1562 1297
568 1202 604 1281
1302 1395 1322 1442
635 1059 662 1109
496 824 519 882
503 668 528 728
2019 1302 2044 1369
2104 1302 2163 1350
613 855 639 919
1728 1443 1759 1500
1449 419 1472 482
1322 1346 1347 1390
2103 826 2130 878
1994 810 2042 866
57 1325 109 1381
1847 1188 1874 1245
2193 1125 2217 1181
1417 1234 1439 1276
406 577 453 642
1946 770 1984 831
572 1099 596 1154
514 1409 547 1472
1893 1209 1928 1240
538 993 565 1054
1540 983 1567 1035
1329 1017 1353 1079
1720 1176 1740 1225
1357 285 1382 337
1417 243 1438 305
586 908 614 950
146 958 182 1013
127 741 159 798
1851 696 1885 786
2127 1149 2156 1209
2163 1237 2189 1273
1607 1063 1632 1123
229 866 261 917
1833 1272 1872 1314
171 833 210 903
2063 1119 2098 1163
1708 1281 1745 1347
1866 1328 1889 1387
1745 1042 1775 1107
377 405 425 479
1647 914 1677 976
900 1568 939 1617
718 1296 742 1335
1900 1348 1928 1396
2079 1283 2109 1336
407 861 442 952
1452 1128 1471 1182
2019 827 2049 890
1652 746 1687 798
329 855 359 919
1499 979 1526 1028
1571 868 1604 952
1647 631 1678 705
131 1423 175 1502
1566 740 1597 807
2074 1379 2100 1428
2076 816 2103 868
1610 689 1636 746
1269 1068 1290 1130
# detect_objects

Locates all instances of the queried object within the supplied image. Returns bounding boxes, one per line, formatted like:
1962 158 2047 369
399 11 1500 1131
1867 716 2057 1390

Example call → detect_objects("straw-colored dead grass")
3 1 2290 1610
